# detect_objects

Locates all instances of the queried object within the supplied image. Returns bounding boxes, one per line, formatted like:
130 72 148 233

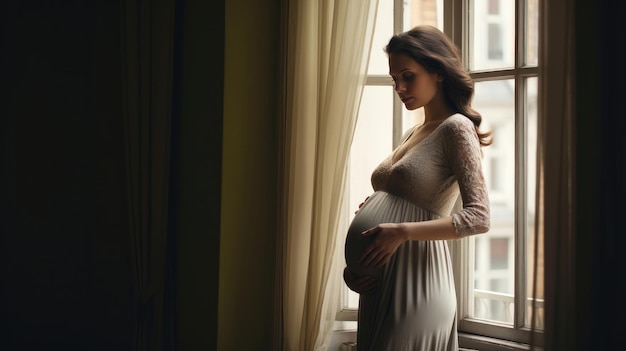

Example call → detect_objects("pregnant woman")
343 25 491 351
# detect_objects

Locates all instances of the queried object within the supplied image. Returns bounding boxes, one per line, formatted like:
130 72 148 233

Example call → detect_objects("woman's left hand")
359 223 408 269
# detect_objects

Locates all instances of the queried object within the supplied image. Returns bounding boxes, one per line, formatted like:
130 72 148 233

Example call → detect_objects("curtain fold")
121 1 177 350
278 0 379 350
538 0 576 349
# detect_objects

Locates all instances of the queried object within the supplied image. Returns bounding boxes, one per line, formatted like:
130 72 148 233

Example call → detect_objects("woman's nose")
395 82 405 93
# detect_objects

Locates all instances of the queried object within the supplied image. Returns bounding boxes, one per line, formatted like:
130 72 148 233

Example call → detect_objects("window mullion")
514 75 528 330
454 0 472 332
392 0 403 146
366 75 395 85
516 0 528 68
514 0 528 331
393 95 403 145
443 0 461 47
462 0 471 69
394 0 403 32
470 69 515 81
515 0 523 69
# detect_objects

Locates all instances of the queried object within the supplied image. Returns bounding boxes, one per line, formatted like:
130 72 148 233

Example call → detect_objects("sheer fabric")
277 0 378 350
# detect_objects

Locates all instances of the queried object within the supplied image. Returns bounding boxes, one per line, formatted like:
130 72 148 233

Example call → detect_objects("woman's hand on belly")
354 195 370 215
343 267 378 295
359 223 408 269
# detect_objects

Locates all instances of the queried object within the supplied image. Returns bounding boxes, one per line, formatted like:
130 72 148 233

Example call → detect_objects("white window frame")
337 1 543 349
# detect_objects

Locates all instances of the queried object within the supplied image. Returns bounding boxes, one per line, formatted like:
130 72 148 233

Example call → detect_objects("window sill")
332 316 541 351
459 332 542 351
329 329 540 351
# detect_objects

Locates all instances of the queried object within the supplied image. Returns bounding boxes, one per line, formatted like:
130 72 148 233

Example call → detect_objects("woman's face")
388 53 442 111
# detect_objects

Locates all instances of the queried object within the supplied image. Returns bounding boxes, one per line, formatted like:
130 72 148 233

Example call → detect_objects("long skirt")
345 191 458 351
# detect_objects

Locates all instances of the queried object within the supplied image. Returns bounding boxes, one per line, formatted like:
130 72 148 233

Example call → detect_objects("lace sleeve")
442 116 490 237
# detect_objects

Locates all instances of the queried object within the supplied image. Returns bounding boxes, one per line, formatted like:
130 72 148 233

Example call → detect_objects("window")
456 0 543 346
338 0 543 348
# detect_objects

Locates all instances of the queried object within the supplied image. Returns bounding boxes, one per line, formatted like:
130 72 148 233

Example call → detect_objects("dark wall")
1 0 236 350
574 1 626 349
1 1 132 350
218 0 279 349
173 0 224 350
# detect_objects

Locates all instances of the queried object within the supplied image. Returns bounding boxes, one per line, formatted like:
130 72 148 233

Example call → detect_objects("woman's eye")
403 74 414 81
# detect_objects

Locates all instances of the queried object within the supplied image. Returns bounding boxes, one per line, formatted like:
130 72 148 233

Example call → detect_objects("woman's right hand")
343 267 377 295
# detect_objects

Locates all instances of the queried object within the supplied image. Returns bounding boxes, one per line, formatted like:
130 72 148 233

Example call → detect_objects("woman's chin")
403 102 420 110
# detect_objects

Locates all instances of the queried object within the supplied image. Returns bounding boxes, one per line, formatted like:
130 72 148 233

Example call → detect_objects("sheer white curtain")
276 0 378 350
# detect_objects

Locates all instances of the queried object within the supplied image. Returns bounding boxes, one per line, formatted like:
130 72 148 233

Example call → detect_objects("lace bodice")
371 113 490 236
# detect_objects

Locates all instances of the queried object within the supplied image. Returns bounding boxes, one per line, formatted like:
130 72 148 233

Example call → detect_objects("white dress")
345 114 490 351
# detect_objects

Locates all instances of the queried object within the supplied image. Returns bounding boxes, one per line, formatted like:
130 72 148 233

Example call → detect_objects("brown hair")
385 25 493 146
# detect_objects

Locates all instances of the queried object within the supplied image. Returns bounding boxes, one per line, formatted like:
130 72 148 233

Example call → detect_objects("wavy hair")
385 25 493 146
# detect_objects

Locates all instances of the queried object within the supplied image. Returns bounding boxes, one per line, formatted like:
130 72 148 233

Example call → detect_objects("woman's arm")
359 217 456 269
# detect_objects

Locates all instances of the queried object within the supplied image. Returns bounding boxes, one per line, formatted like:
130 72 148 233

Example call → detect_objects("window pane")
402 105 425 135
344 86 394 309
405 0 444 30
524 77 543 329
471 79 515 324
349 86 394 209
368 0 394 75
469 0 515 71
525 0 539 66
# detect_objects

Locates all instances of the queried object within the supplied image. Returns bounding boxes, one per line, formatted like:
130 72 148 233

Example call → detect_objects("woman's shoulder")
442 113 475 130
439 114 481 153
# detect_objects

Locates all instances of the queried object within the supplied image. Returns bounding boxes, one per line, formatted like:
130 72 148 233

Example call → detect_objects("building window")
487 23 503 60
490 238 509 270
488 0 500 14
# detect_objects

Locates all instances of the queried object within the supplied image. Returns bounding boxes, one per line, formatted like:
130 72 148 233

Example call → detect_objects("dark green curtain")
121 1 177 350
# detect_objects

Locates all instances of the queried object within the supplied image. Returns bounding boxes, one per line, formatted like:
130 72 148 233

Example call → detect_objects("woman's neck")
423 93 454 124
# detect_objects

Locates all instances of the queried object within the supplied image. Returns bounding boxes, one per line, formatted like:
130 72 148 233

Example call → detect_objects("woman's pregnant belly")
344 191 426 278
